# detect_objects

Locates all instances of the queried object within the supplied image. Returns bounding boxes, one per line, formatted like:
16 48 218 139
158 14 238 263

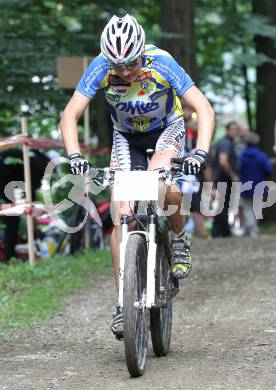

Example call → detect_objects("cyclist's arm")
60 91 90 156
182 85 215 153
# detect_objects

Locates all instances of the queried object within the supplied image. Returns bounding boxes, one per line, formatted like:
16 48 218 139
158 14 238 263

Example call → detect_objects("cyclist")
60 14 215 337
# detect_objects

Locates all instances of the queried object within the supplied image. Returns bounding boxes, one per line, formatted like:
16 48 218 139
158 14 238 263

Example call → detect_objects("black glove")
182 149 209 175
69 153 90 175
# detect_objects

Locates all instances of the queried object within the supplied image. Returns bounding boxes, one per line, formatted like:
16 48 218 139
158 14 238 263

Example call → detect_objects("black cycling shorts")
111 118 185 170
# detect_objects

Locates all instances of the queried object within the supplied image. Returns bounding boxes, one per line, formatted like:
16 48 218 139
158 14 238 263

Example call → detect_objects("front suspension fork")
118 215 157 309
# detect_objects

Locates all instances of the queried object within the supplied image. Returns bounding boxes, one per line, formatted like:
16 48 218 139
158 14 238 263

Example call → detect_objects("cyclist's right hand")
69 153 90 175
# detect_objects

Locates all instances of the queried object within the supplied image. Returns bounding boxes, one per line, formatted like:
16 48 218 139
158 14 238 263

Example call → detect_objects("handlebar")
87 163 183 187
170 157 184 166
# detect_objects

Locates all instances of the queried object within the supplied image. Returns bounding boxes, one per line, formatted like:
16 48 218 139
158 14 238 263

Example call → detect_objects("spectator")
235 123 249 157
232 123 249 235
240 132 272 236
212 121 240 237
182 117 208 238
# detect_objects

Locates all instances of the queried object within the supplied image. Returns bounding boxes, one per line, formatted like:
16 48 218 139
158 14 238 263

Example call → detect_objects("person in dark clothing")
240 132 272 236
212 121 240 237
0 149 50 261
184 117 208 238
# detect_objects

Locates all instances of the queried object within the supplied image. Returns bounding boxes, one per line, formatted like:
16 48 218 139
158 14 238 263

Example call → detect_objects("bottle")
40 241 49 258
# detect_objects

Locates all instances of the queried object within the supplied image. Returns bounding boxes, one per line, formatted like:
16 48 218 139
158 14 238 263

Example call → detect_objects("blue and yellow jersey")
76 44 194 133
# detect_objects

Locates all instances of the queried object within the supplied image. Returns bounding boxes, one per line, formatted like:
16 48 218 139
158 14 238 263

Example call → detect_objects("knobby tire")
150 224 173 356
123 233 149 377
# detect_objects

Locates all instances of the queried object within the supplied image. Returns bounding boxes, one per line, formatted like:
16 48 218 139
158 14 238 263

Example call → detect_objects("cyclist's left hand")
69 153 90 175
182 149 209 175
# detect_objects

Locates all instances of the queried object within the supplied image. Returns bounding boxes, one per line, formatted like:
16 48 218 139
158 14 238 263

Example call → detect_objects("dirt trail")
0 236 276 390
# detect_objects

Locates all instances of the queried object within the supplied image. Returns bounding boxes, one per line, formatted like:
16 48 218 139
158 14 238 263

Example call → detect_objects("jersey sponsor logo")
110 87 128 97
149 89 168 101
106 92 121 102
125 116 157 131
174 130 185 143
134 71 152 82
137 81 149 96
175 99 184 114
146 57 154 67
137 80 155 96
137 89 146 96
115 101 159 115
163 128 185 153
112 87 127 95
140 81 148 89
109 74 131 86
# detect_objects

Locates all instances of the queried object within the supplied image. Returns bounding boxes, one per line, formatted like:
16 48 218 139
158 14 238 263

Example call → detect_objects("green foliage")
1 1 98 114
197 1 251 100
0 0 160 137
0 0 160 113
0 249 112 330
196 0 276 106
1 0 276 136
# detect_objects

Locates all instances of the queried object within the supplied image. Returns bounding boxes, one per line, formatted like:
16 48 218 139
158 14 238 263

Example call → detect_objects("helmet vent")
128 25 133 38
107 46 116 59
116 37 121 55
106 30 112 47
125 42 134 57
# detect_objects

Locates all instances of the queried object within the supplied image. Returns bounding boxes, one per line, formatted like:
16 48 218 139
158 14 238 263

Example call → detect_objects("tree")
160 0 198 82
252 0 276 154
2 0 276 149
196 1 255 115
0 0 160 142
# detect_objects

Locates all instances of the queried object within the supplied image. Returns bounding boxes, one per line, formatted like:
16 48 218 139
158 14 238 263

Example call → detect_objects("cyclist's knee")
148 150 177 170
110 199 134 226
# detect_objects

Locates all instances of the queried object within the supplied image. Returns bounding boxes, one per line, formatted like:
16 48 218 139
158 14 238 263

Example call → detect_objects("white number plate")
113 171 159 201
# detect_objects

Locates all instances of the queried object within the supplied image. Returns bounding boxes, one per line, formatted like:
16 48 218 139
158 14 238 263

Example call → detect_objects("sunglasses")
111 57 141 70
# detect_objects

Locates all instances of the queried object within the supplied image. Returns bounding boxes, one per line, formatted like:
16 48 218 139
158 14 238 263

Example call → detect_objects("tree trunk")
242 62 252 131
252 0 276 155
94 91 112 147
160 0 198 82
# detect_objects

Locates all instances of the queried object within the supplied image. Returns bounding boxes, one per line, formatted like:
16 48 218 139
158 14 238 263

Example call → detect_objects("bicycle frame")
89 165 183 310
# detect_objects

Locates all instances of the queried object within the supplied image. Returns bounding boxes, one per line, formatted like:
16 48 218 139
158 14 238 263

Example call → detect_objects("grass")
259 221 276 235
0 249 112 331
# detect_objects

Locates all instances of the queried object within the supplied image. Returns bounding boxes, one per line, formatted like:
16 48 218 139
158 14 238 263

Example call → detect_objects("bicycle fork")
118 215 157 309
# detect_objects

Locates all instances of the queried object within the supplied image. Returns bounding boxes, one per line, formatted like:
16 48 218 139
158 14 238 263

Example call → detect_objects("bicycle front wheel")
123 233 149 377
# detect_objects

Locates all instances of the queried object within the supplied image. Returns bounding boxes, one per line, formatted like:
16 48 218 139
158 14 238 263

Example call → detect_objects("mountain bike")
90 161 183 377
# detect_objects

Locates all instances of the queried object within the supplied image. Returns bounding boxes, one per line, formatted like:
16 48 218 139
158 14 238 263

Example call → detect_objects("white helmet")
100 14 145 65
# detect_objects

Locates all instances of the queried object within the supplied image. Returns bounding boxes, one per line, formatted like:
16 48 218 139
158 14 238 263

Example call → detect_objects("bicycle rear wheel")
123 233 149 377
150 225 172 356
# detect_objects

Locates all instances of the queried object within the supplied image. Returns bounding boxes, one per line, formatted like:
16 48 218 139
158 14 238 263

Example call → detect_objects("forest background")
0 0 276 156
